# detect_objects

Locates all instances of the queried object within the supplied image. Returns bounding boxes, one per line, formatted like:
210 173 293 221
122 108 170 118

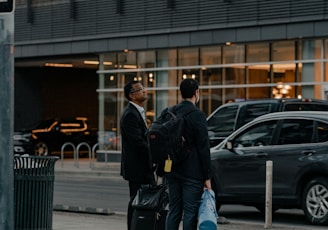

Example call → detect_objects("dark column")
0 11 14 230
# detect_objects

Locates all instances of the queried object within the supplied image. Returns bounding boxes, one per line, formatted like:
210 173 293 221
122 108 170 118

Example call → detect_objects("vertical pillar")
0 9 15 230
156 50 169 115
302 40 315 98
98 54 105 150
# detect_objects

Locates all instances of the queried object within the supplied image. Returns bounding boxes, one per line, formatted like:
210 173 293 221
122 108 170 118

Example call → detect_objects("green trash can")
14 155 59 230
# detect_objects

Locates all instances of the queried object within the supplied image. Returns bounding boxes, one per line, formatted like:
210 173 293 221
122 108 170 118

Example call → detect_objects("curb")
53 204 116 215
55 170 121 179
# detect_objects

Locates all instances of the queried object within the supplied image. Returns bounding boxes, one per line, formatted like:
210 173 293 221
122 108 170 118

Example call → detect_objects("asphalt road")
54 174 129 213
53 174 327 229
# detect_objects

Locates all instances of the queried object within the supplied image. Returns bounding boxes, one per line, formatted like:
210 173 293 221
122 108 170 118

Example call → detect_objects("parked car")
13 117 98 156
210 111 328 225
207 98 328 147
13 130 33 155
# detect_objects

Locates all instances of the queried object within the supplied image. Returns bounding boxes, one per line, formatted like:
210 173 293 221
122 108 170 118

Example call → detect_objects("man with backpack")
120 80 154 230
164 78 212 230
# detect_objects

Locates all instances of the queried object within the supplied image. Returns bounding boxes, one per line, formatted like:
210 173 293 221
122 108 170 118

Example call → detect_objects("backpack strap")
168 105 197 145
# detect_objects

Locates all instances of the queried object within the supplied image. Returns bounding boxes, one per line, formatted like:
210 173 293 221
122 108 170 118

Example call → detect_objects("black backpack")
147 106 196 166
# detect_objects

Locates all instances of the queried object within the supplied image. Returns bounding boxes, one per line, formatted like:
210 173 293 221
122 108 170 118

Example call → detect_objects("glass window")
246 44 270 92
97 38 327 151
246 43 269 63
200 46 223 107
325 39 328 84
200 46 221 65
178 47 198 66
102 53 118 89
247 64 270 98
272 41 295 61
233 120 277 148
224 67 246 99
207 105 239 133
317 121 328 143
272 79 296 98
278 119 314 145
236 103 275 129
269 38 299 97
223 45 245 93
137 51 155 69
302 39 322 60
223 44 245 64
156 50 179 115
283 102 328 111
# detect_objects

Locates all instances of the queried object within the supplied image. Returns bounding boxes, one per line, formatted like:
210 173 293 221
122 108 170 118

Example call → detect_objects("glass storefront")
97 38 328 151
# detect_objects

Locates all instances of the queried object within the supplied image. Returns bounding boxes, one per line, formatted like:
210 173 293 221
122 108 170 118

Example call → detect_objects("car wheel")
302 177 328 225
34 142 49 156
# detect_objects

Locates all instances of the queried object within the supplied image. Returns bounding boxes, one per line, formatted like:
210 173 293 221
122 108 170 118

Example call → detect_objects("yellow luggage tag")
164 155 172 172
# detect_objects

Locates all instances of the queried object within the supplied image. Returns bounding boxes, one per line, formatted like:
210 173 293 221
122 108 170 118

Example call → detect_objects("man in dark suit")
120 80 154 230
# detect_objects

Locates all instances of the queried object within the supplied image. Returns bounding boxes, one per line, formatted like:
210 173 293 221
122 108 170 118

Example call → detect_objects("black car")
13 130 33 155
210 111 328 225
30 117 97 156
207 98 328 147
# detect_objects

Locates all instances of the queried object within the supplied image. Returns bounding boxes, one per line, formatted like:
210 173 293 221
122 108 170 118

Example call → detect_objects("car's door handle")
302 150 315 156
255 152 269 157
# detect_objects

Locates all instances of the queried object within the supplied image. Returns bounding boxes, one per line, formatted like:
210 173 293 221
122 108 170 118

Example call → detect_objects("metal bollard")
76 142 91 168
91 143 99 169
264 160 273 229
60 142 76 167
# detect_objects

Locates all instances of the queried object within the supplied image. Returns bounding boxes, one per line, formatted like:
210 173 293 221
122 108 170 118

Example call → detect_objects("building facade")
14 0 328 151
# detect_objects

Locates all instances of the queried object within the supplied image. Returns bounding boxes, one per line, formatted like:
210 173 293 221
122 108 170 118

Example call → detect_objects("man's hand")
204 179 211 190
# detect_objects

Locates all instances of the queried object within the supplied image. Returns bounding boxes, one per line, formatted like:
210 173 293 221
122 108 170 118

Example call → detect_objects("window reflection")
97 39 325 151
246 43 269 63
272 41 295 61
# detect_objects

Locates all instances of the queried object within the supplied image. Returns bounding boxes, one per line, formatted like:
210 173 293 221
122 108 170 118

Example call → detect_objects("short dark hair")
124 80 139 101
180 78 199 99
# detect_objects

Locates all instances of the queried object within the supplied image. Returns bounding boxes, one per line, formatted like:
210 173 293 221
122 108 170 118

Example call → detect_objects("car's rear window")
236 103 275 129
283 103 328 111
207 105 238 132
277 119 314 145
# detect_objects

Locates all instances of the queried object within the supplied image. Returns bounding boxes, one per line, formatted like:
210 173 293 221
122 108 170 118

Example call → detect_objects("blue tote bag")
198 189 218 230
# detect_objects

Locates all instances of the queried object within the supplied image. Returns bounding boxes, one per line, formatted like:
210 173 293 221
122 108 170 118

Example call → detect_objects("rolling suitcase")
131 183 168 230
131 207 167 230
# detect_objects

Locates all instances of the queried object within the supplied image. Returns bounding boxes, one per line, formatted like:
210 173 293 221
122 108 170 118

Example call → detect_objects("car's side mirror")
226 141 233 150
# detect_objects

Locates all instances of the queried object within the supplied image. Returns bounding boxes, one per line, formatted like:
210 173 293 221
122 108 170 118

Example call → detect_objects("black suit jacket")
120 103 153 184
168 100 212 181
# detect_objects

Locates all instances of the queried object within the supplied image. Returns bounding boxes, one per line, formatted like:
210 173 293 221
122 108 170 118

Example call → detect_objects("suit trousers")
128 181 142 230
165 175 203 230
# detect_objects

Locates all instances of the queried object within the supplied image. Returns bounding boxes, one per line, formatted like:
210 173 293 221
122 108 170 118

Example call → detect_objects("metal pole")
264 160 273 229
0 9 15 230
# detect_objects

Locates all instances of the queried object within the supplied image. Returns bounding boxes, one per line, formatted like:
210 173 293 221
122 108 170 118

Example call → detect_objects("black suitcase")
131 208 167 230
131 183 168 230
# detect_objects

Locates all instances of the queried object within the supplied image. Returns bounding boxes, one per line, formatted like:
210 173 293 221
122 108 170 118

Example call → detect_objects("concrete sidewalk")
54 157 121 178
53 210 309 230
52 158 323 230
